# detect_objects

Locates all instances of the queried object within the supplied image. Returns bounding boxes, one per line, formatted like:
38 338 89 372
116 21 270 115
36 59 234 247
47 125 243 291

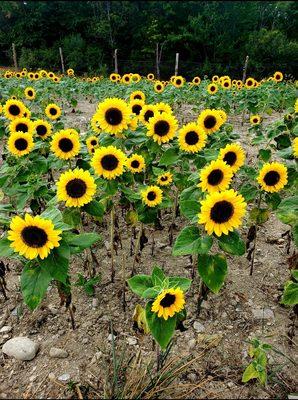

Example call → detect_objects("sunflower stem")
121 253 126 312
169 188 178 246
131 223 143 277
249 192 262 276
110 205 115 283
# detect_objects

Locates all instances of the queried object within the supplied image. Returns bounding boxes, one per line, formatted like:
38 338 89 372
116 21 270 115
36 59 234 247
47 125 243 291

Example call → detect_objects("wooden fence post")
174 52 179 76
242 55 249 83
12 43 18 70
59 47 65 74
114 49 118 73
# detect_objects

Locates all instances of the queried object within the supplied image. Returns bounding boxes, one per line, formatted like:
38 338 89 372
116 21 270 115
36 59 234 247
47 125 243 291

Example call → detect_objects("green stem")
249 191 263 276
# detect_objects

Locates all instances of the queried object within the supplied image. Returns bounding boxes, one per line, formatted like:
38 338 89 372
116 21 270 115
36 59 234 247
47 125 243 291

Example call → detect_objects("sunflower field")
0 68 297 399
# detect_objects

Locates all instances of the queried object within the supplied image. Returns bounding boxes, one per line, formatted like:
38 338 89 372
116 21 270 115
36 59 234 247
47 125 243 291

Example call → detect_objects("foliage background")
0 1 297 78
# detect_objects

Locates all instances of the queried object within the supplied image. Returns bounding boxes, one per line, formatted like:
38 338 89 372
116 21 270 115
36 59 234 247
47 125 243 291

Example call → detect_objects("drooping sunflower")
218 143 245 173
7 132 34 157
154 81 164 93
51 130 80 160
217 110 227 124
130 91 145 102
141 185 163 207
3 99 26 120
199 159 233 193
250 115 261 125
24 87 36 100
90 113 102 134
33 119 52 139
151 287 185 320
8 213 61 260
292 137 298 158
147 113 178 145
45 103 62 120
197 109 223 135
172 76 184 88
198 189 247 237
95 98 130 135
126 154 145 173
192 76 201 85
86 136 99 153
155 102 172 115
207 83 218 95
245 77 255 89
9 117 34 135
257 162 288 193
178 122 207 153
139 104 157 125
57 168 96 208
157 172 173 186
91 145 126 180
273 71 283 82
130 99 144 117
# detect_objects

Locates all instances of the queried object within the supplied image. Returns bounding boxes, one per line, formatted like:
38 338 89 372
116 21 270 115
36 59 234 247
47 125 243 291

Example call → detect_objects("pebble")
90 351 102 364
193 321 205 333
82 338 89 345
92 298 99 309
0 326 12 334
188 338 196 350
252 308 274 320
126 337 137 346
2 337 39 361
58 373 71 382
48 372 56 381
108 333 117 341
187 373 197 383
227 382 234 388
49 347 68 358
29 375 37 382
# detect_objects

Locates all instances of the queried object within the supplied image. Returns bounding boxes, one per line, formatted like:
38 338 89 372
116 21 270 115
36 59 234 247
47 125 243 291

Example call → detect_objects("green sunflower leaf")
217 231 245 256
197 253 227 293
173 226 213 255
127 275 153 297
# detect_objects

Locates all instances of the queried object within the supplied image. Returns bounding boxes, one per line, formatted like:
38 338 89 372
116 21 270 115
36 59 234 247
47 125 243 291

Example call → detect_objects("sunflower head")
91 145 126 180
173 76 184 88
45 103 61 120
9 117 34 135
257 162 288 193
218 143 245 173
34 119 52 139
245 78 255 89
250 115 261 125
151 287 185 320
154 81 164 93
192 76 201 85
86 136 99 154
157 172 173 186
130 99 144 117
197 109 223 135
4 99 26 120
51 130 80 160
292 137 298 158
199 159 234 193
147 73 155 81
8 132 34 157
127 154 145 173
273 71 283 82
155 102 172 115
24 87 36 100
178 122 207 153
8 213 62 260
207 83 218 95
147 113 178 145
130 91 145 103
141 185 163 207
95 98 130 135
139 104 157 125
121 74 131 84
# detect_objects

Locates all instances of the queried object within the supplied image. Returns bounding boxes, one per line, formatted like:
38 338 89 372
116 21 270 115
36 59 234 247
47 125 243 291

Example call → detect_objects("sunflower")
178 122 207 153
199 159 233 193
217 143 245 173
33 119 52 139
222 80 231 89
9 117 34 135
91 145 126 180
45 103 62 120
90 113 102 134
128 116 139 131
257 162 288 193
151 287 185 320
294 99 298 114
28 72 35 80
7 132 34 157
122 74 131 84
139 104 157 125
95 98 130 135
130 99 144 117
141 185 163 207
67 68 74 76
197 109 223 135
245 77 255 89
155 102 172 115
129 91 145 102
147 73 155 81
47 72 55 79
8 213 61 260
51 130 80 160
110 73 119 82
250 115 261 125
157 172 173 186
86 136 99 153
212 75 219 83
198 189 247 236
147 113 178 145
154 81 164 93
131 73 141 83
172 76 184 88
273 71 283 82
207 83 218 94
3 99 26 120
292 137 298 158
126 154 145 173
57 168 96 207
24 87 36 100
192 76 201 85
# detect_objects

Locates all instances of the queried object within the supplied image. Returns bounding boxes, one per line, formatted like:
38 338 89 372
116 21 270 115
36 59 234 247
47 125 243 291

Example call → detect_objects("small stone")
2 337 39 361
227 382 234 388
58 373 71 382
92 298 99 309
108 333 117 341
90 351 102 364
82 338 89 345
48 373 56 381
227 325 233 330
127 337 137 346
252 308 274 320
188 339 196 350
222 312 228 319
49 347 68 358
29 375 37 382
187 373 197 383
193 321 205 333
0 326 12 334
104 241 110 251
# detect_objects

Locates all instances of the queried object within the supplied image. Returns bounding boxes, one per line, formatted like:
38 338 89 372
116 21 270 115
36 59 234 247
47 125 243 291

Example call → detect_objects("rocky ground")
0 101 297 399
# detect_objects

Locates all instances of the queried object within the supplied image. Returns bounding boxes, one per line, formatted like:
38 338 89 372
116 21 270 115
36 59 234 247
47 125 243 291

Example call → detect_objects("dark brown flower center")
223 151 237 166
176 79 182 85
156 85 162 90
253 118 258 123
36 124 47 136
160 176 168 181
204 116 216 129
66 178 87 198
16 123 28 132
263 171 280 186
50 107 57 115
134 95 142 100
28 90 33 96
9 105 21 116
210 86 216 91
131 160 140 168
101 154 119 171
210 200 234 223
91 139 97 146
154 120 170 137
147 191 156 201
21 226 48 248
185 131 199 145
160 293 176 307
15 138 28 151
105 108 123 125
59 138 74 152
207 169 224 185
144 110 154 122
132 104 142 115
